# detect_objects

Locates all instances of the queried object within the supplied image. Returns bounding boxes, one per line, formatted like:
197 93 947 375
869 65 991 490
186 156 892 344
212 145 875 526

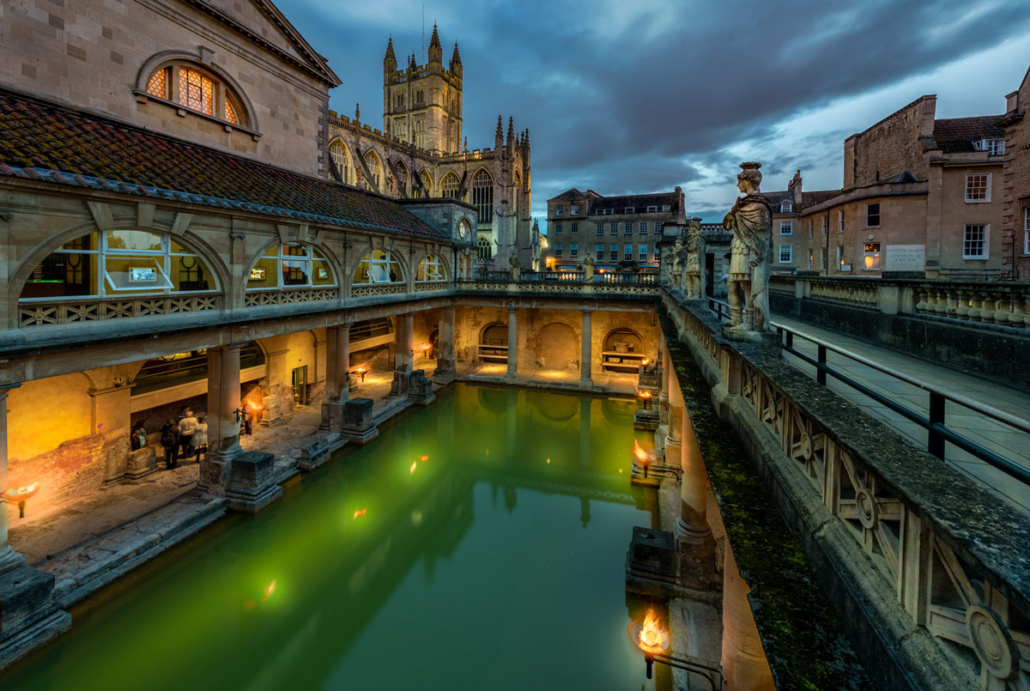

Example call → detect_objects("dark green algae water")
3 384 660 691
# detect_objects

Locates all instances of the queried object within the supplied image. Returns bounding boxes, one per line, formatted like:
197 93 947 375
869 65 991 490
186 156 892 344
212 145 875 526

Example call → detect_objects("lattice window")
963 225 987 259
364 153 382 187
247 243 336 291
179 67 213 115
329 140 349 183
416 255 446 282
353 248 403 285
146 68 167 98
965 174 990 202
225 98 238 124
478 237 492 261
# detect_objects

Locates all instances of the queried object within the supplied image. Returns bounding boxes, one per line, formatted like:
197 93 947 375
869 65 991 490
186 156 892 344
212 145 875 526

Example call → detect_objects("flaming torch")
419 343 432 360
633 439 656 478
637 388 653 411
627 607 725 686
354 366 368 383
4 483 40 519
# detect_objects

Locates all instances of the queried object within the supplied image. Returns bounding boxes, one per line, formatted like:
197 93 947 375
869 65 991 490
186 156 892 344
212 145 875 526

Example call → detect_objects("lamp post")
4 483 40 519
628 608 725 689
637 388 653 410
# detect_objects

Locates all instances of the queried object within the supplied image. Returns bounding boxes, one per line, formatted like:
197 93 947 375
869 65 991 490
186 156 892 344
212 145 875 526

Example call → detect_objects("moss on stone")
663 316 870 690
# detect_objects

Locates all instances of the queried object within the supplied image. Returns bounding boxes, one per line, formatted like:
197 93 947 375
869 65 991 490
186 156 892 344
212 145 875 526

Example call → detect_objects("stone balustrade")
769 274 1030 327
661 289 1030 690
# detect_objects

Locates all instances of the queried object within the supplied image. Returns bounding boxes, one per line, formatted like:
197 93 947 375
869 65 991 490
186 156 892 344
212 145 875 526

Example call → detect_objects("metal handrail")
705 297 1030 485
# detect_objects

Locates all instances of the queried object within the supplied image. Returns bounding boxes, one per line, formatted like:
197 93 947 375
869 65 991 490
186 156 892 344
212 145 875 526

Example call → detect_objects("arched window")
144 61 248 127
394 162 409 197
419 170 433 196
328 139 350 183
415 88 424 105
364 152 382 189
472 170 493 224
21 230 217 301
513 171 523 223
478 237 492 261
353 249 404 285
416 255 447 282
247 244 335 290
441 172 460 199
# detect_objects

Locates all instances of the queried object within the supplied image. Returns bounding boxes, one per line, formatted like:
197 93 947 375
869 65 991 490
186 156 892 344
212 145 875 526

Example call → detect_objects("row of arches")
18 229 452 304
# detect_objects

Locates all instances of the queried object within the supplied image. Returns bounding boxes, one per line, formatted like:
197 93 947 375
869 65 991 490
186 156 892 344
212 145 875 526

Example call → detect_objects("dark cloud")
278 0 1030 222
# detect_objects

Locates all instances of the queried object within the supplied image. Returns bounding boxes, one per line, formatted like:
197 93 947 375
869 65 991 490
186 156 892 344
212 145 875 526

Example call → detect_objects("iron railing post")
929 393 946 459
817 344 827 385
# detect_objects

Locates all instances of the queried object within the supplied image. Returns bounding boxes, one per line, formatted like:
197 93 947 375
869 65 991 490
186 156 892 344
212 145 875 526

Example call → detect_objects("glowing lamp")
634 439 657 477
419 343 432 355
354 366 368 383
637 389 653 410
641 357 651 367
627 607 725 687
4 483 40 519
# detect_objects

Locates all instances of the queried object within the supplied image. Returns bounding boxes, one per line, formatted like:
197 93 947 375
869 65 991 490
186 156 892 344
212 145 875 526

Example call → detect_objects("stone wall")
7 433 109 521
1001 68 1030 279
0 0 332 176
843 95 935 188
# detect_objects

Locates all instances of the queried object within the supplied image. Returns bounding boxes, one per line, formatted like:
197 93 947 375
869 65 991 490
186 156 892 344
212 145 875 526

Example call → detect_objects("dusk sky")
276 0 1030 228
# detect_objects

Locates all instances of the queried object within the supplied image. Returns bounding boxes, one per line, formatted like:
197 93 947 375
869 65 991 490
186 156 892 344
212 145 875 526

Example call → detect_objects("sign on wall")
885 244 925 272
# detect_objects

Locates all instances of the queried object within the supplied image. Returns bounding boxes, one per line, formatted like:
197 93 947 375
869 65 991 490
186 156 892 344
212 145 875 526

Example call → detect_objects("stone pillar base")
320 400 346 432
389 370 411 397
434 355 456 380
341 398 379 444
676 519 717 587
0 546 27 578
578 377 593 389
125 447 159 482
503 372 518 383
299 434 345 472
409 370 435 406
225 451 282 514
0 565 71 672
625 526 679 600
633 409 660 431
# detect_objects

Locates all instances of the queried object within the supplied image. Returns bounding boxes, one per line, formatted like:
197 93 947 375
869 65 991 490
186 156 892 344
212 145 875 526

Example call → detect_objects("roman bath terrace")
2 2 1030 690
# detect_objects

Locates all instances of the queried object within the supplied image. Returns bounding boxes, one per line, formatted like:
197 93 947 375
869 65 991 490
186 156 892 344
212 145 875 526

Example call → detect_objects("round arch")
349 245 408 286
412 250 452 283
243 238 341 294
602 327 644 355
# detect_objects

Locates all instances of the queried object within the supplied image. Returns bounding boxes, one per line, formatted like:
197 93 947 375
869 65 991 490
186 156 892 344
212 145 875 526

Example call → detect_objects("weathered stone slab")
226 451 282 513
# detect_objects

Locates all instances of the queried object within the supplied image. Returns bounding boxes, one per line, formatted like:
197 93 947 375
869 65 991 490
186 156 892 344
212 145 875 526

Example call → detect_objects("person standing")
178 408 198 460
160 419 180 469
193 415 208 463
130 421 148 451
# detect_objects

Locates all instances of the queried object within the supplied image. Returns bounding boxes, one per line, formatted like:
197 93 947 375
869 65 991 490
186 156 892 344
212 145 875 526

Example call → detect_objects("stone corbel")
277 224 300 244
199 46 215 65
169 212 194 236
86 201 115 231
136 202 156 228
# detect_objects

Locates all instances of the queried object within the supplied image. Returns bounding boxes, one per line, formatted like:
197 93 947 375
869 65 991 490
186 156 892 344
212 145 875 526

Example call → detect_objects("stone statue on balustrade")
582 253 595 281
722 162 774 337
669 237 686 291
684 217 705 300
508 252 520 281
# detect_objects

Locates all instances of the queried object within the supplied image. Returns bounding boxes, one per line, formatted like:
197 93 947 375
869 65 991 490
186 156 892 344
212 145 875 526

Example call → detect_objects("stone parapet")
662 288 1030 690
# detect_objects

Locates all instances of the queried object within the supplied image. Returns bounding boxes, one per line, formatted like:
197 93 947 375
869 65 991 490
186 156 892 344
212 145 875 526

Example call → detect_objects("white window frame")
779 221 793 235
780 202 793 213
596 223 604 236
838 210 844 233
554 222 563 235
866 204 880 228
554 243 562 258
836 246 843 270
662 205 671 212
624 222 633 235
965 174 991 203
555 205 564 216
610 223 619 235
962 224 989 259
646 206 658 213
638 244 647 261
353 248 402 285
609 244 618 261
625 207 635 214
571 205 579 215
595 244 604 258
778 245 792 263
624 244 632 261
822 216 828 235
570 222 578 234
415 255 447 282
639 222 648 233
654 222 663 234
570 243 579 259
863 243 881 271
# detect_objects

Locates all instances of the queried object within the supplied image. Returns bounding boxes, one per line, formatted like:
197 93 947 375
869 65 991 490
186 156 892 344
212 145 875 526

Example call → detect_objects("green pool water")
3 384 659 691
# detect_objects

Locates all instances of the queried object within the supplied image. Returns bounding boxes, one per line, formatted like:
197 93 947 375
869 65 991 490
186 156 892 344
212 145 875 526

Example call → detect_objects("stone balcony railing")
770 275 1030 328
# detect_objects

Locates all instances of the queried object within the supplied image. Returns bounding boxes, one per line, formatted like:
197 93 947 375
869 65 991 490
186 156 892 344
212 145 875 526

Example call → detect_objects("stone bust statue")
723 162 773 335
684 217 705 300
669 237 685 290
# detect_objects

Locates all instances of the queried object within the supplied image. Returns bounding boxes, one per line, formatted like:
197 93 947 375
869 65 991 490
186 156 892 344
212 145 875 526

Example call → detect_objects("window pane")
248 255 279 288
173 255 211 292
179 67 213 115
22 251 97 299
105 256 172 292
282 244 308 257
146 68 167 99
106 230 162 252
282 259 310 286
311 260 335 286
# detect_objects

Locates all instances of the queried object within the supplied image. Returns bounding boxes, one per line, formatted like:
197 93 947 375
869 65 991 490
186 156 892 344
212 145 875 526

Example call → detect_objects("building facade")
999 66 1030 279
544 188 686 271
791 95 1007 279
323 27 534 271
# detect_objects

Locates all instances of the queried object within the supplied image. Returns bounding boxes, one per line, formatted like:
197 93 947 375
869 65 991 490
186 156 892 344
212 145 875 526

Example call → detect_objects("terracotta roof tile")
0 88 443 240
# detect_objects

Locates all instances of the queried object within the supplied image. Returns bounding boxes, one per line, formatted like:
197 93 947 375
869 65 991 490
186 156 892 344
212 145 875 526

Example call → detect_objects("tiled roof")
767 189 844 212
549 188 586 201
802 189 845 207
0 88 443 240
933 116 1005 153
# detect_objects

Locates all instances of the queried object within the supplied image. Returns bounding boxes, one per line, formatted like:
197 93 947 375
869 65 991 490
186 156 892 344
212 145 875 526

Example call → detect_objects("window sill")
134 91 262 140
962 256 989 261
964 199 991 204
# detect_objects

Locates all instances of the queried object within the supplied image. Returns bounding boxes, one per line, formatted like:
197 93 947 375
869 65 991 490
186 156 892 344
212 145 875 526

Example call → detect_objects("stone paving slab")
774 314 1030 513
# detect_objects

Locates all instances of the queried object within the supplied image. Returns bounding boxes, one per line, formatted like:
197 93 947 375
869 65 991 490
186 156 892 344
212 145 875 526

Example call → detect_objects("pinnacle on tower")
464 136 468 153
409 54 417 70
428 22 442 63
451 42 462 65
355 103 360 123
495 115 504 149
506 116 515 147
384 37 396 66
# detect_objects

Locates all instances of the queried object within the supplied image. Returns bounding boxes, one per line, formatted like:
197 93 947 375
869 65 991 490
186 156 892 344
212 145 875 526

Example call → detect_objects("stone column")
435 305 456 378
665 373 683 469
0 384 26 576
201 344 243 494
659 340 671 425
90 385 134 487
676 401 713 551
505 307 518 382
579 310 593 388
390 313 414 396
320 324 351 432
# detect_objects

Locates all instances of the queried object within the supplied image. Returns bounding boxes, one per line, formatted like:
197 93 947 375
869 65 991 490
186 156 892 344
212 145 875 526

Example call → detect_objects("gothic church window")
394 162 409 196
364 152 382 188
419 169 433 196
472 170 493 224
441 172 460 199
21 230 217 301
328 139 350 183
478 237 492 261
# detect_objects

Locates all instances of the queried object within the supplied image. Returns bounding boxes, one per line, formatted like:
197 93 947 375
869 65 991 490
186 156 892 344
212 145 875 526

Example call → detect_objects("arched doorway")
601 328 645 373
